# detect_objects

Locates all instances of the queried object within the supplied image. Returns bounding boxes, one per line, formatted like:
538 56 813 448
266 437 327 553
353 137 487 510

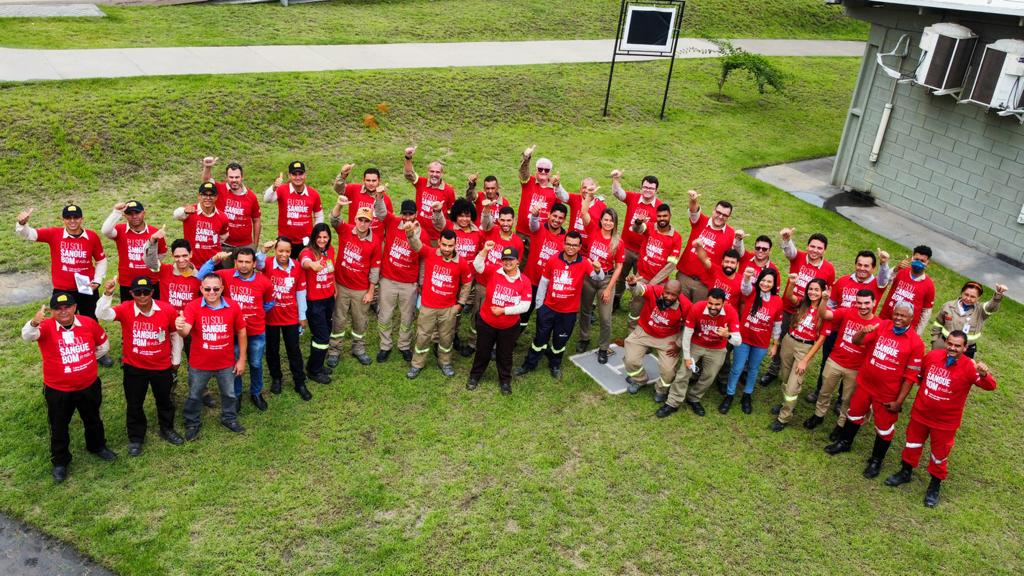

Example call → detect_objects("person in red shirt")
173 182 230 268
263 161 324 255
624 278 688 401
431 197 483 356
101 200 167 301
760 228 835 385
879 245 935 336
610 170 660 310
22 291 116 482
298 223 335 384
145 237 201 313
825 301 926 480
97 276 183 455
692 242 743 305
516 145 558 243
373 197 424 363
627 203 682 331
515 231 604 378
469 245 533 395
201 157 263 265
737 234 779 280
769 277 830 430
16 204 109 321
564 177 607 248
884 331 997 507
723 267 784 414
466 174 509 227
261 238 312 401
677 190 738 303
578 193 625 364
198 248 276 412
658 288 741 418
475 206 525 355
403 145 456 245
333 164 393 242
177 274 248 440
520 201 568 328
406 227 473 379
328 203 382 367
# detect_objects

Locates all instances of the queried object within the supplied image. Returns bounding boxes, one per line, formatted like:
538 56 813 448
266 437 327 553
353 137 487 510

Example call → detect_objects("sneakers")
466 378 479 391
550 366 562 379
184 425 200 441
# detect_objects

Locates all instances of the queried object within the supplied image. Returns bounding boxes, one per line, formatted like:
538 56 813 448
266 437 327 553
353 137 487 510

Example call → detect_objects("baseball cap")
198 182 217 195
288 161 306 174
50 291 76 308
124 200 144 213
355 207 374 221
62 204 83 218
501 247 519 260
130 277 154 293
400 200 417 215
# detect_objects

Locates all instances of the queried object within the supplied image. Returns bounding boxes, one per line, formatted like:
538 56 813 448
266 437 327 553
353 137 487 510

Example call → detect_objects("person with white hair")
515 145 559 252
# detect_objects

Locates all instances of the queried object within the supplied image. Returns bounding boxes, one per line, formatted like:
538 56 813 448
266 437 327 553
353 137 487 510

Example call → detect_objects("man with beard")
373 197 428 363
432 197 482 356
327 203 382 367
623 277 688 400
201 157 262 267
174 182 230 267
466 174 509 227
102 200 166 301
626 204 682 332
404 146 455 246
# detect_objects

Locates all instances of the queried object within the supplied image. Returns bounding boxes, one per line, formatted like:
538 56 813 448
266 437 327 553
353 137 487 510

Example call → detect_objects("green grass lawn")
1 57 1021 575
0 0 867 49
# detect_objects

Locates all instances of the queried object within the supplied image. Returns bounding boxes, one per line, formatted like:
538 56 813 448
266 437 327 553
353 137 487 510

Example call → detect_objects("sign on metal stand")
603 0 686 119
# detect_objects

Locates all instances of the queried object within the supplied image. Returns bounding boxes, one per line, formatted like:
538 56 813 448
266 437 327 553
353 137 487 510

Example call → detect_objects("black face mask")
656 297 674 310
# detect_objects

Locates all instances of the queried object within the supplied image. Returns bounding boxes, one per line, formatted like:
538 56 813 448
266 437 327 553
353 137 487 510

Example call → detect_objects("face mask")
910 260 926 274
892 325 909 335
656 297 673 311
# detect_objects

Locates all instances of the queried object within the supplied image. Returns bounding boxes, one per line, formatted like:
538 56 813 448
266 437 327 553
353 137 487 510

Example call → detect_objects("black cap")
62 204 83 218
50 291 76 308
198 182 217 195
130 276 155 292
288 161 306 174
123 200 144 213
500 247 519 260
400 200 417 215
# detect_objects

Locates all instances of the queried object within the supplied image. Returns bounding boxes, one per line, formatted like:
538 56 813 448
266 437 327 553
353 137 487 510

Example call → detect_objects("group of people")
17 146 1008 507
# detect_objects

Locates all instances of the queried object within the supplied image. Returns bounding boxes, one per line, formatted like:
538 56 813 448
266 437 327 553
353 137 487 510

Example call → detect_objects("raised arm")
403 146 418 184
518 145 535 183
15 208 38 241
610 170 627 202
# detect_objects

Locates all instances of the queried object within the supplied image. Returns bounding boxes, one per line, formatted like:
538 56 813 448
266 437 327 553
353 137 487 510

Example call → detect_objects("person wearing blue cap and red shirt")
21 291 117 483
469 244 533 395
102 199 167 302
97 276 183 456
264 161 325 256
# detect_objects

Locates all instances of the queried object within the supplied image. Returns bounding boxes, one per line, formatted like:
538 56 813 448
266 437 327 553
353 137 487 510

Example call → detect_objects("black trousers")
523 306 577 370
44 378 107 467
306 297 334 374
266 324 305 385
471 315 520 386
122 364 175 443
56 289 98 320
518 284 540 328
119 284 161 304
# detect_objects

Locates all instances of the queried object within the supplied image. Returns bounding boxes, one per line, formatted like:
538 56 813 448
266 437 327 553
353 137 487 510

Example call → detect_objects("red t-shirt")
214 183 262 246
879 268 936 328
158 264 200 312
783 251 836 313
827 307 884 370
264 260 306 326
856 320 926 398
35 228 106 292
911 349 997 430
620 191 660 253
788 305 824 342
477 230 525 288
298 247 335 301
541 254 593 313
112 224 164 285
35 316 108 392
523 225 566 285
636 227 682 282
638 284 690 339
686 300 740 350
274 184 322 244
182 207 229 267
445 223 483 261
419 248 473 309
212 269 275 336
344 184 392 240
334 223 382 291
678 213 736 279
112 300 177 371
829 274 885 310
739 294 784 349
585 223 625 274
566 193 607 246
380 214 425 284
704 267 743 304
516 176 556 235
473 192 510 227
183 298 246 371
480 270 533 330
414 177 456 243
738 252 779 281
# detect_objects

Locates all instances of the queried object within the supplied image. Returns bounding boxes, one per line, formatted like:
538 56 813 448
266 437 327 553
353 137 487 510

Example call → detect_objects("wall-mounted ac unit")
915 23 977 95
964 39 1024 111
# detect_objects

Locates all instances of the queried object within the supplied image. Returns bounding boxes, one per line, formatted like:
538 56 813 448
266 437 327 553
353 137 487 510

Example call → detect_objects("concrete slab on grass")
0 4 103 17
570 344 663 395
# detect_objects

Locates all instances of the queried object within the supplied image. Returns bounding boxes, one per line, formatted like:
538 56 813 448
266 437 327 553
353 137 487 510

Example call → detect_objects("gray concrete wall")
833 2 1024 263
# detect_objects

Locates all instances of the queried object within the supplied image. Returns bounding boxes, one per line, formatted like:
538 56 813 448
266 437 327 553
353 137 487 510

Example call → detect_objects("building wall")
833 3 1024 263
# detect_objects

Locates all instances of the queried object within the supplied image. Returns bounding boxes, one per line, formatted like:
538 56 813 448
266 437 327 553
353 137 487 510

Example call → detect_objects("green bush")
711 39 787 97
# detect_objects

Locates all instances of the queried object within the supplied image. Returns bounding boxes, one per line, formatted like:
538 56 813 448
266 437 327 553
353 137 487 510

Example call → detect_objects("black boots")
863 436 892 479
803 415 824 430
740 393 753 414
924 475 942 507
885 461 914 487
718 395 733 414
825 422 861 455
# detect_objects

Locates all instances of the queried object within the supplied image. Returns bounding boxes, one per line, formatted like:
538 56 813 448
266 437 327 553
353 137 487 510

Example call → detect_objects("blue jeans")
727 343 769 395
234 333 266 396
184 367 236 427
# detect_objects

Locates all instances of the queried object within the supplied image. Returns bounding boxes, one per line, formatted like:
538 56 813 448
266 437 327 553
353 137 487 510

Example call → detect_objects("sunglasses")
536 168 551 173
754 246 770 252
202 287 222 293
131 289 154 296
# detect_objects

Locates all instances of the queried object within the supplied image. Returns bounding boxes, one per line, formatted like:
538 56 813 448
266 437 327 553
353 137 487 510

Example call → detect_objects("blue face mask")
910 259 926 274
893 325 909 335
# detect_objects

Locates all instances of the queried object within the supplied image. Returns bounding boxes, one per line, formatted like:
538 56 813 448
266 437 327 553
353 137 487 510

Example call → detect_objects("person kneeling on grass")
623 277 688 401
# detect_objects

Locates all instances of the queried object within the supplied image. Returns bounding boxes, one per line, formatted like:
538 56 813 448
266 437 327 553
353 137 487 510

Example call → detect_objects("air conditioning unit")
964 39 1024 111
915 23 977 95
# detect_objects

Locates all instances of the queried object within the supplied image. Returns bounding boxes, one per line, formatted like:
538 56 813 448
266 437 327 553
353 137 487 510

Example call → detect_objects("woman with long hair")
770 276 832 431
299 223 335 384
577 183 624 364
721 267 783 415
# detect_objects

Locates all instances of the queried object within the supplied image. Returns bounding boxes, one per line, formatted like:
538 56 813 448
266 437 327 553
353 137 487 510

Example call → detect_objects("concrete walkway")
0 38 865 82
0 512 115 576
748 157 1023 298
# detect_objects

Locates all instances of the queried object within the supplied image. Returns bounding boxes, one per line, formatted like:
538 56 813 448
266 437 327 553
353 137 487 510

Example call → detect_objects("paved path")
0 3 103 16
0 512 116 576
748 157 1023 298
0 38 865 82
